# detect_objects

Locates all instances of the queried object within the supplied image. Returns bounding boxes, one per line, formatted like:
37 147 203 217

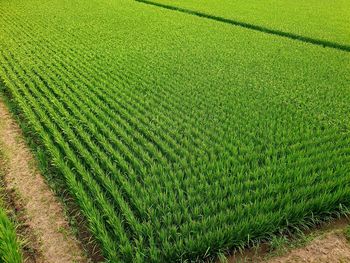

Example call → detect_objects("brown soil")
0 99 87 263
226 218 350 263
266 230 350 263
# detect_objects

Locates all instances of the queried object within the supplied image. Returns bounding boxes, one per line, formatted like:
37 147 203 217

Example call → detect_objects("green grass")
151 0 350 47
0 206 22 263
0 0 349 262
0 157 22 263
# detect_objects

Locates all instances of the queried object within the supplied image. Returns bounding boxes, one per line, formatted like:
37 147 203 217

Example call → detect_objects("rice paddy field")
0 0 349 262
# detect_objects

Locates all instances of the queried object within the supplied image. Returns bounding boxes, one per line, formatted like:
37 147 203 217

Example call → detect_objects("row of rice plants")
149 0 350 47
0 206 22 263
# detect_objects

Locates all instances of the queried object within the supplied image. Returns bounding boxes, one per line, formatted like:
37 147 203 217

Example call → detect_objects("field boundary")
135 0 350 53
0 157 40 263
0 76 105 262
227 217 350 262
0 98 88 263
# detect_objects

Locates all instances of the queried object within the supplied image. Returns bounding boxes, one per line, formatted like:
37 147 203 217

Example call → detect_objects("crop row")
0 206 22 263
151 0 350 47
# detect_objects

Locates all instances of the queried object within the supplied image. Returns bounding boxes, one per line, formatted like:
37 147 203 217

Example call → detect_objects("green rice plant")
0 207 22 263
149 0 350 47
0 168 22 263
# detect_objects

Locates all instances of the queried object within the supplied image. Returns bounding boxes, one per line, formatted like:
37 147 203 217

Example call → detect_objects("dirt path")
0 99 87 263
226 219 350 263
266 230 350 263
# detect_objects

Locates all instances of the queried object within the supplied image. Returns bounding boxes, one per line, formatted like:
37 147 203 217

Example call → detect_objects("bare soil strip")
0 99 87 263
266 230 350 263
227 218 350 262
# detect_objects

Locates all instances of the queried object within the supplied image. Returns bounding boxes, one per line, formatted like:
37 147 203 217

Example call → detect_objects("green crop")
0 207 22 263
150 0 350 47
0 0 349 262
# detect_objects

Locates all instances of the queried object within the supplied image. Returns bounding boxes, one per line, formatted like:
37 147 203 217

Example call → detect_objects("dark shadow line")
135 0 350 53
